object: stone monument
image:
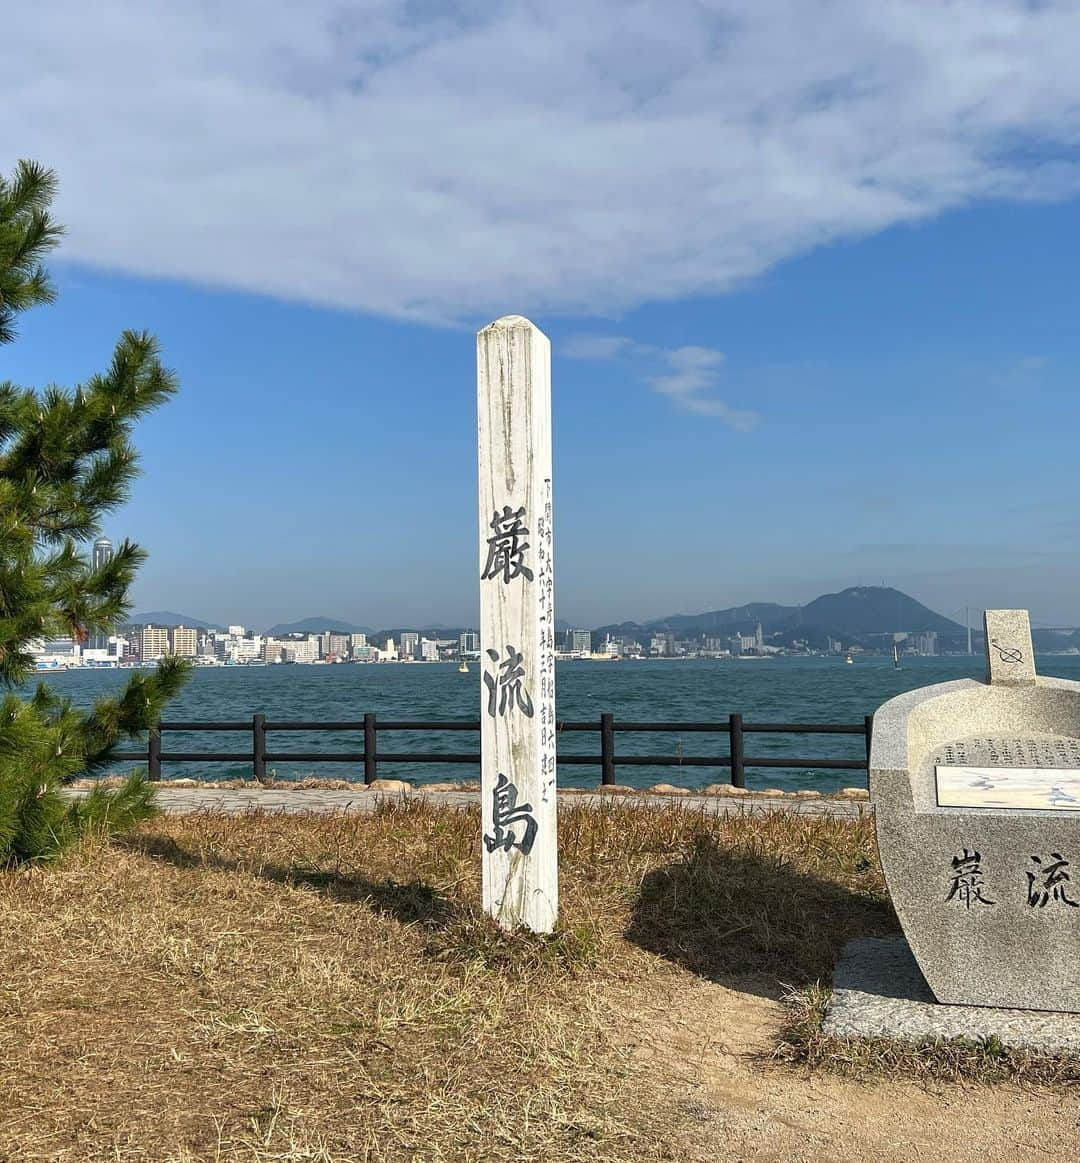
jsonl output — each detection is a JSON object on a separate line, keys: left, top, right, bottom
{"left": 870, "top": 609, "right": 1079, "bottom": 1013}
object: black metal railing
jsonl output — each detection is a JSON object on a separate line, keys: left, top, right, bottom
{"left": 111, "top": 712, "right": 875, "bottom": 788}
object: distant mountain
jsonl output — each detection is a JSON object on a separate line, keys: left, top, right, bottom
{"left": 656, "top": 602, "right": 799, "bottom": 636}
{"left": 1032, "top": 627, "right": 1080, "bottom": 653}
{"left": 595, "top": 587, "right": 966, "bottom": 649}
{"left": 266, "top": 616, "right": 373, "bottom": 636}
{"left": 791, "top": 587, "right": 962, "bottom": 640}
{"left": 126, "top": 611, "right": 222, "bottom": 630}
{"left": 398, "top": 620, "right": 568, "bottom": 634}
{"left": 594, "top": 602, "right": 798, "bottom": 642}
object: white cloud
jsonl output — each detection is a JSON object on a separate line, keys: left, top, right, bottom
{"left": 561, "top": 335, "right": 637, "bottom": 360}
{"left": 4, "top": 2, "right": 1080, "bottom": 324}
{"left": 565, "top": 333, "right": 759, "bottom": 427}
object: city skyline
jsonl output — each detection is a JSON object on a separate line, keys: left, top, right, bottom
{"left": 117, "top": 587, "right": 1078, "bottom": 645}
{"left": 114, "top": 581, "right": 1079, "bottom": 639}
{"left": 5, "top": 5, "right": 1080, "bottom": 627}
{"left": 32, "top": 618, "right": 958, "bottom": 671}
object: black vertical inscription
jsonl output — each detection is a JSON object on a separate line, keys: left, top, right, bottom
{"left": 483, "top": 773, "right": 538, "bottom": 856}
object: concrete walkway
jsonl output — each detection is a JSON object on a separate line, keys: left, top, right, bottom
{"left": 76, "top": 785, "right": 872, "bottom": 819}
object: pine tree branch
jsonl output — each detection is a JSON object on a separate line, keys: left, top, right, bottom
{"left": 68, "top": 656, "right": 193, "bottom": 779}
{"left": 0, "top": 161, "right": 64, "bottom": 345}
{"left": 0, "top": 159, "right": 187, "bottom": 861}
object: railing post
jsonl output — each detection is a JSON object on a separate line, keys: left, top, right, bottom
{"left": 148, "top": 726, "right": 161, "bottom": 781}
{"left": 729, "top": 712, "right": 745, "bottom": 788}
{"left": 364, "top": 712, "right": 377, "bottom": 785}
{"left": 600, "top": 713, "right": 615, "bottom": 785}
{"left": 253, "top": 713, "right": 266, "bottom": 782}
{"left": 864, "top": 713, "right": 874, "bottom": 786}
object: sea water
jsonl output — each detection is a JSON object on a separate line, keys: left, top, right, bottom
{"left": 32, "top": 654, "right": 1080, "bottom": 792}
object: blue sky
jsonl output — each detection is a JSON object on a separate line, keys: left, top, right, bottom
{"left": 3, "top": 2, "right": 1080, "bottom": 630}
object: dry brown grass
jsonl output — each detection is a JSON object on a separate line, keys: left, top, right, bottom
{"left": 0, "top": 800, "right": 930, "bottom": 1161}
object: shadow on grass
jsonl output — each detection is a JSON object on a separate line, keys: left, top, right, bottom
{"left": 626, "top": 833, "right": 897, "bottom": 995}
{"left": 125, "top": 833, "right": 456, "bottom": 930}
{"left": 124, "top": 832, "right": 604, "bottom": 976}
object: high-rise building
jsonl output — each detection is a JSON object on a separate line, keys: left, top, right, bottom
{"left": 282, "top": 636, "right": 318, "bottom": 663}
{"left": 566, "top": 628, "right": 592, "bottom": 654}
{"left": 227, "top": 634, "right": 262, "bottom": 662}
{"left": 92, "top": 537, "right": 113, "bottom": 571}
{"left": 459, "top": 630, "right": 480, "bottom": 654}
{"left": 912, "top": 630, "right": 938, "bottom": 656}
{"left": 90, "top": 538, "right": 114, "bottom": 649}
{"left": 400, "top": 632, "right": 420, "bottom": 659}
{"left": 327, "top": 632, "right": 351, "bottom": 659}
{"left": 140, "top": 625, "right": 170, "bottom": 662}
{"left": 262, "top": 637, "right": 286, "bottom": 663}
{"left": 169, "top": 626, "right": 198, "bottom": 657}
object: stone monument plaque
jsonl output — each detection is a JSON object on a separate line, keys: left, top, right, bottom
{"left": 870, "top": 609, "right": 1080, "bottom": 1013}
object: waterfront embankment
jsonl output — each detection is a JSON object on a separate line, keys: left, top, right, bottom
{"left": 65, "top": 779, "right": 872, "bottom": 818}
{"left": 34, "top": 654, "right": 1080, "bottom": 792}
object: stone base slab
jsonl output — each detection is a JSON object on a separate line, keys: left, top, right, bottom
{"left": 824, "top": 936, "right": 1080, "bottom": 1056}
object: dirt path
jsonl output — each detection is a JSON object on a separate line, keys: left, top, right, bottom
{"left": 621, "top": 975, "right": 1079, "bottom": 1161}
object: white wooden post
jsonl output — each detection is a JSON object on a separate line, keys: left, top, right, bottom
{"left": 477, "top": 315, "right": 557, "bottom": 932}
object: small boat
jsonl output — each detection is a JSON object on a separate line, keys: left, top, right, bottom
{"left": 458, "top": 660, "right": 469, "bottom": 674}
{"left": 845, "top": 653, "right": 854, "bottom": 665}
